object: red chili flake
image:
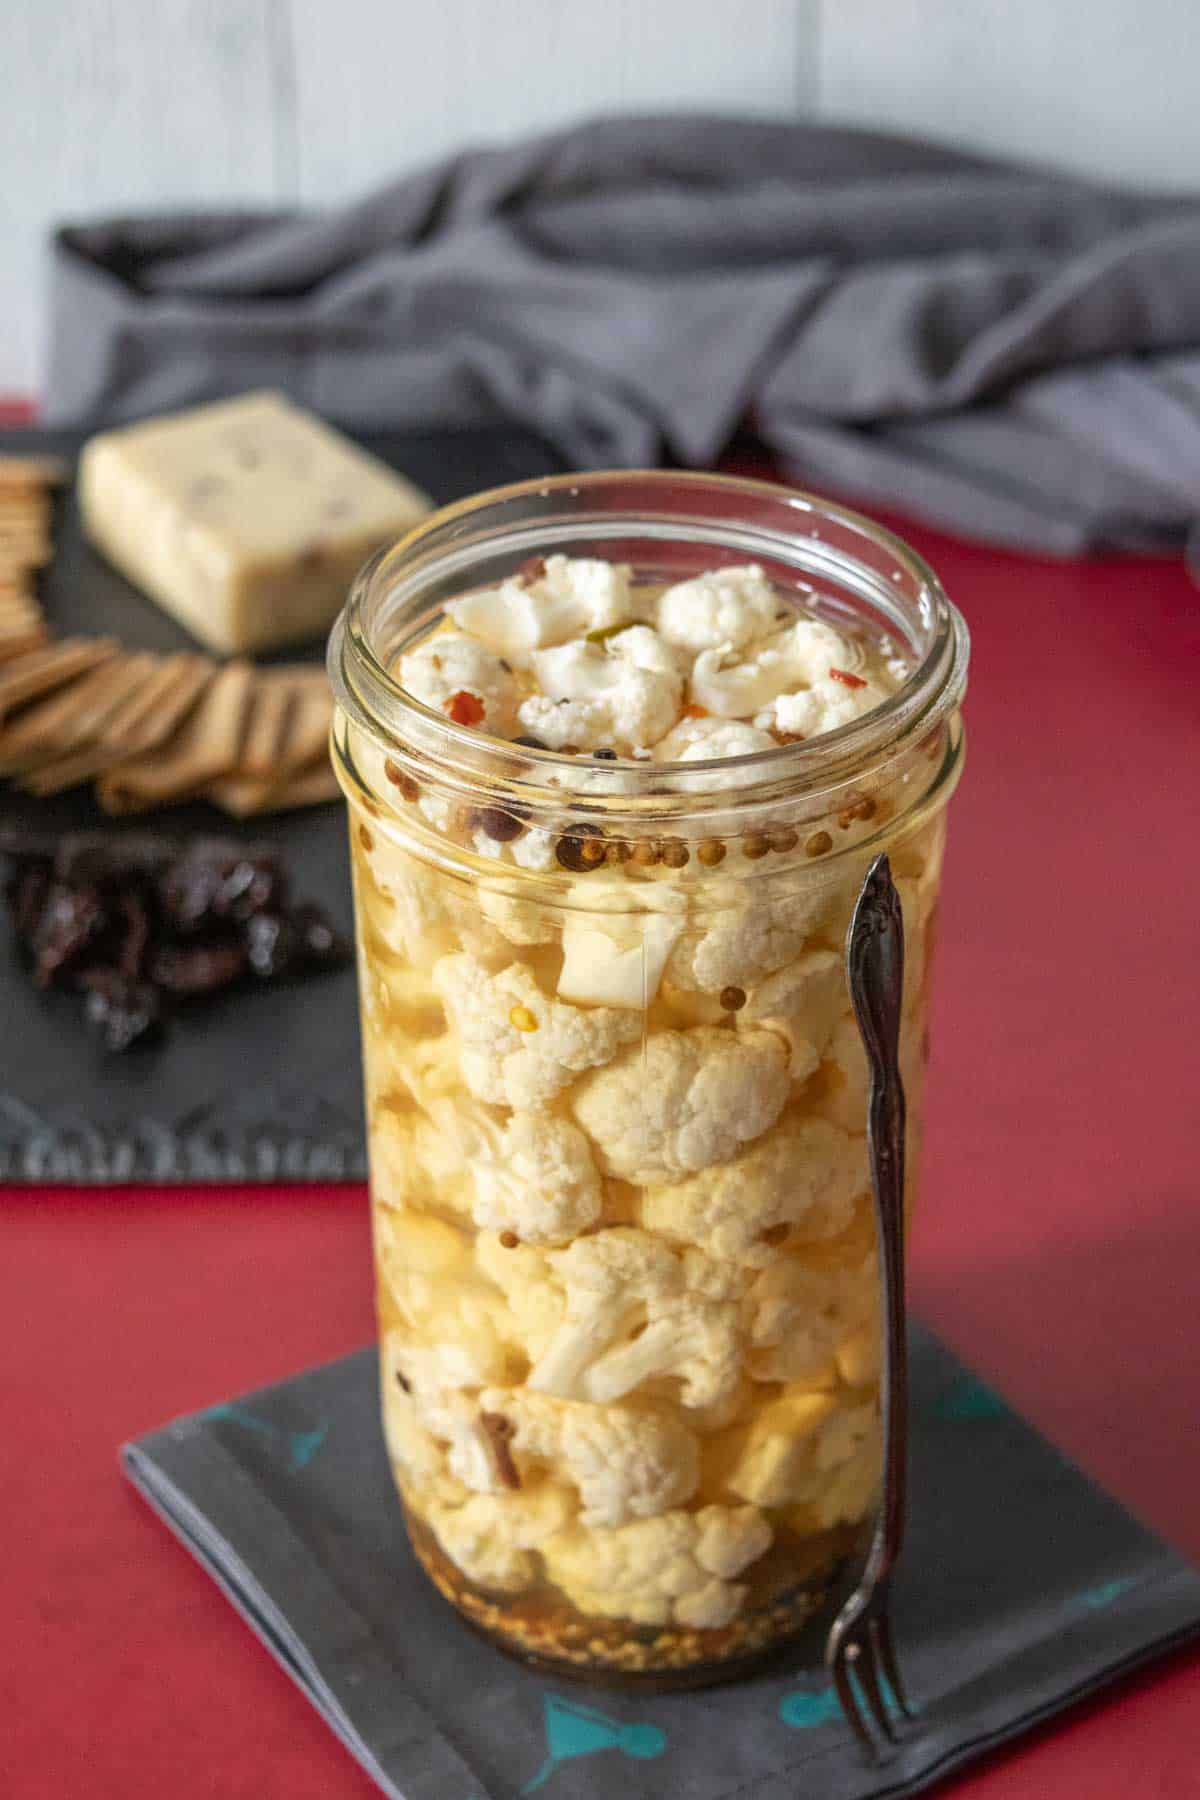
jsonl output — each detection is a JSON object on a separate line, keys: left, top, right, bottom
{"left": 444, "top": 690, "right": 485, "bottom": 726}
{"left": 829, "top": 667, "right": 868, "bottom": 690}
{"left": 514, "top": 555, "right": 547, "bottom": 586}
{"left": 680, "top": 702, "right": 708, "bottom": 720}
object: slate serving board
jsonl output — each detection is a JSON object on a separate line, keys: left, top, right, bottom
{"left": 0, "top": 424, "right": 564, "bottom": 1182}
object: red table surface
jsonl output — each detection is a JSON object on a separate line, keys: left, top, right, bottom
{"left": 2, "top": 507, "right": 1199, "bottom": 1799}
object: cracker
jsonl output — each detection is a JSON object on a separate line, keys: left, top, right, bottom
{"left": 0, "top": 654, "right": 152, "bottom": 772}
{"left": 22, "top": 656, "right": 214, "bottom": 795}
{"left": 207, "top": 755, "right": 340, "bottom": 817}
{"left": 238, "top": 672, "right": 296, "bottom": 779}
{"left": 96, "top": 660, "right": 254, "bottom": 814}
{"left": 275, "top": 668, "right": 332, "bottom": 775}
{"left": 0, "top": 454, "right": 69, "bottom": 489}
{"left": 0, "top": 632, "right": 48, "bottom": 664}
{"left": 0, "top": 638, "right": 118, "bottom": 726}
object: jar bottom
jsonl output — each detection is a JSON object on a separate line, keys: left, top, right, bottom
{"left": 404, "top": 1502, "right": 871, "bottom": 1691}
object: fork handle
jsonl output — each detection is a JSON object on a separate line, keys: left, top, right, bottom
{"left": 847, "top": 854, "right": 909, "bottom": 1578}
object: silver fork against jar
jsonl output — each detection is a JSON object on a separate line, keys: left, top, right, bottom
{"left": 826, "top": 852, "right": 915, "bottom": 1754}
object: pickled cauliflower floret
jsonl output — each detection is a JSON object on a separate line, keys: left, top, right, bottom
{"left": 754, "top": 676, "right": 890, "bottom": 741}
{"left": 445, "top": 555, "right": 634, "bottom": 669}
{"left": 471, "top": 1114, "right": 602, "bottom": 1247}
{"left": 557, "top": 909, "right": 681, "bottom": 1010}
{"left": 542, "top": 1503, "right": 772, "bottom": 1629}
{"left": 382, "top": 1332, "right": 510, "bottom": 1494}
{"left": 474, "top": 1234, "right": 565, "bottom": 1365}
{"left": 655, "top": 564, "right": 780, "bottom": 653}
{"left": 424, "top": 1482, "right": 576, "bottom": 1593}
{"left": 477, "top": 887, "right": 559, "bottom": 946}
{"left": 479, "top": 1387, "right": 700, "bottom": 1527}
{"left": 722, "top": 1389, "right": 879, "bottom": 1522}
{"left": 570, "top": 1026, "right": 789, "bottom": 1184}
{"left": 641, "top": 1115, "right": 865, "bottom": 1268}
{"left": 691, "top": 617, "right": 868, "bottom": 719}
{"left": 528, "top": 1227, "right": 742, "bottom": 1410}
{"left": 517, "top": 628, "right": 682, "bottom": 752}
{"left": 737, "top": 947, "right": 846, "bottom": 1078}
{"left": 653, "top": 715, "right": 777, "bottom": 762}
{"left": 665, "top": 880, "right": 842, "bottom": 994}
{"left": 398, "top": 628, "right": 519, "bottom": 735}
{"left": 432, "top": 952, "right": 640, "bottom": 1109}
{"left": 746, "top": 1241, "right": 877, "bottom": 1384}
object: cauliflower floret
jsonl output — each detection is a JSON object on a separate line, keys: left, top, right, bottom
{"left": 746, "top": 1241, "right": 878, "bottom": 1384}
{"left": 423, "top": 1482, "right": 576, "bottom": 1593}
{"left": 479, "top": 1388, "right": 700, "bottom": 1527}
{"left": 446, "top": 555, "right": 634, "bottom": 669}
{"left": 518, "top": 629, "right": 682, "bottom": 752}
{"left": 812, "top": 1011, "right": 924, "bottom": 1135}
{"left": 527, "top": 1228, "right": 743, "bottom": 1410}
{"left": 737, "top": 947, "right": 846, "bottom": 1078}
{"left": 474, "top": 1233, "right": 565, "bottom": 1364}
{"left": 509, "top": 827, "right": 557, "bottom": 872}
{"left": 664, "top": 879, "right": 841, "bottom": 994}
{"left": 585, "top": 1296, "right": 743, "bottom": 1410}
{"left": 557, "top": 910, "right": 681, "bottom": 1010}
{"left": 399, "top": 627, "right": 519, "bottom": 735}
{"left": 528, "top": 1228, "right": 683, "bottom": 1396}
{"left": 723, "top": 1389, "right": 878, "bottom": 1517}
{"left": 357, "top": 838, "right": 452, "bottom": 964}
{"left": 570, "top": 1026, "right": 789, "bottom": 1184}
{"left": 432, "top": 953, "right": 640, "bottom": 1109}
{"left": 471, "top": 1114, "right": 602, "bottom": 1247}
{"left": 641, "top": 1115, "right": 866, "bottom": 1268}
{"left": 656, "top": 564, "right": 780, "bottom": 653}
{"left": 381, "top": 1331, "right": 508, "bottom": 1494}
{"left": 407, "top": 1090, "right": 500, "bottom": 1205}
{"left": 375, "top": 1213, "right": 520, "bottom": 1401}
{"left": 754, "top": 676, "right": 889, "bottom": 740}
{"left": 478, "top": 888, "right": 559, "bottom": 946}
{"left": 653, "top": 715, "right": 777, "bottom": 762}
{"left": 541, "top": 1503, "right": 771, "bottom": 1628}
{"left": 691, "top": 617, "right": 867, "bottom": 720}
{"left": 380, "top": 1349, "right": 465, "bottom": 1502}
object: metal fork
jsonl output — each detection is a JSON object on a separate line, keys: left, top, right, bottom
{"left": 826, "top": 852, "right": 915, "bottom": 1754}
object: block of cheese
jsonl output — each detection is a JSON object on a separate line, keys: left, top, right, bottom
{"left": 79, "top": 391, "right": 433, "bottom": 655}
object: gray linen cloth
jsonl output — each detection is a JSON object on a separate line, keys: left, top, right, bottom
{"left": 46, "top": 117, "right": 1200, "bottom": 566}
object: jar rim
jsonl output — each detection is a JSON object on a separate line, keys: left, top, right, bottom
{"left": 328, "top": 469, "right": 969, "bottom": 821}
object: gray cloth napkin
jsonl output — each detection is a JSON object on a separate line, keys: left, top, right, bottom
{"left": 122, "top": 1327, "right": 1200, "bottom": 1800}
{"left": 46, "top": 117, "right": 1200, "bottom": 569}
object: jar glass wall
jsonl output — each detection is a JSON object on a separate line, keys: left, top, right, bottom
{"left": 329, "top": 472, "right": 968, "bottom": 1686}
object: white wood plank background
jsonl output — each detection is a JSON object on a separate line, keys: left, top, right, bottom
{"left": 0, "top": 0, "right": 1193, "bottom": 395}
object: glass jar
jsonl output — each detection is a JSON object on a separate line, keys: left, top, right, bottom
{"left": 328, "top": 472, "right": 968, "bottom": 1687}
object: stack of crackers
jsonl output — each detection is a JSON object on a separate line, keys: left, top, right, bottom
{"left": 0, "top": 455, "right": 337, "bottom": 817}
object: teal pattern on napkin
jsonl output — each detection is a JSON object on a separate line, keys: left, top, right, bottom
{"left": 521, "top": 1695, "right": 666, "bottom": 1791}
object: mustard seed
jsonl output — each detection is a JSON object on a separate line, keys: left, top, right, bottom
{"left": 742, "top": 832, "right": 770, "bottom": 860}
{"left": 605, "top": 840, "right": 633, "bottom": 866}
{"left": 498, "top": 1230, "right": 520, "bottom": 1249}
{"left": 768, "top": 826, "right": 799, "bottom": 854}
{"left": 509, "top": 1004, "right": 538, "bottom": 1032}
{"left": 720, "top": 985, "right": 747, "bottom": 1012}
{"left": 660, "top": 838, "right": 690, "bottom": 868}
{"left": 630, "top": 839, "right": 661, "bottom": 868}
{"left": 697, "top": 838, "right": 726, "bottom": 867}
{"left": 805, "top": 830, "right": 833, "bottom": 857}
